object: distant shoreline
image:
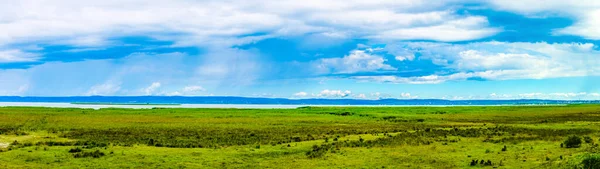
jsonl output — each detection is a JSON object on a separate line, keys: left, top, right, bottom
{"left": 0, "top": 96, "right": 598, "bottom": 106}
{"left": 0, "top": 102, "right": 573, "bottom": 109}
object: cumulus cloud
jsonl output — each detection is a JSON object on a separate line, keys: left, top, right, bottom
{"left": 159, "top": 86, "right": 206, "bottom": 96}
{"left": 395, "top": 55, "right": 415, "bottom": 62}
{"left": 158, "top": 85, "right": 206, "bottom": 96}
{"left": 400, "top": 92, "right": 418, "bottom": 99}
{"left": 313, "top": 89, "right": 351, "bottom": 98}
{"left": 316, "top": 50, "right": 395, "bottom": 74}
{"left": 293, "top": 92, "right": 308, "bottom": 97}
{"left": 369, "top": 41, "right": 600, "bottom": 84}
{"left": 143, "top": 82, "right": 161, "bottom": 95}
{"left": 354, "top": 93, "right": 367, "bottom": 99}
{"left": 371, "top": 92, "right": 382, "bottom": 98}
{"left": 183, "top": 85, "right": 205, "bottom": 93}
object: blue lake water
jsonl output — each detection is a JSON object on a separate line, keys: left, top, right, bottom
{"left": 0, "top": 96, "right": 597, "bottom": 109}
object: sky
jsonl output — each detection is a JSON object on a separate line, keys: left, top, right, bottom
{"left": 1, "top": 0, "right": 600, "bottom": 100}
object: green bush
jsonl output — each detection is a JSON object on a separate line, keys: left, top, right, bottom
{"left": 563, "top": 136, "right": 582, "bottom": 148}
{"left": 306, "top": 144, "right": 335, "bottom": 158}
{"left": 68, "top": 147, "right": 82, "bottom": 153}
{"left": 581, "top": 155, "right": 600, "bottom": 169}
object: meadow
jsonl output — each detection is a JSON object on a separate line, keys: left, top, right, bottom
{"left": 1, "top": 105, "right": 600, "bottom": 168}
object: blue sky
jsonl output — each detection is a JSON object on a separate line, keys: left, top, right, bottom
{"left": 1, "top": 0, "right": 600, "bottom": 100}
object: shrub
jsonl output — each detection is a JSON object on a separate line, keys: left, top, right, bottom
{"left": 484, "top": 160, "right": 492, "bottom": 166}
{"left": 306, "top": 144, "right": 334, "bottom": 158}
{"left": 564, "top": 136, "right": 583, "bottom": 148}
{"left": 68, "top": 147, "right": 83, "bottom": 153}
{"left": 469, "top": 160, "right": 477, "bottom": 166}
{"left": 73, "top": 150, "right": 106, "bottom": 158}
{"left": 584, "top": 136, "right": 594, "bottom": 144}
{"left": 581, "top": 155, "right": 600, "bottom": 169}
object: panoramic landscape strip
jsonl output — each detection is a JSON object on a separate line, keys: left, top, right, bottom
{"left": 1, "top": 96, "right": 598, "bottom": 105}
{"left": 1, "top": 105, "right": 600, "bottom": 168}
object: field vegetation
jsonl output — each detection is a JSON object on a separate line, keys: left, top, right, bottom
{"left": 1, "top": 105, "right": 600, "bottom": 168}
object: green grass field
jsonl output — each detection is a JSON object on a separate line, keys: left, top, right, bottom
{"left": 1, "top": 105, "right": 600, "bottom": 168}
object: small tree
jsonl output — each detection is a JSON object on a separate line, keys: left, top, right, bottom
{"left": 563, "top": 135, "right": 582, "bottom": 148}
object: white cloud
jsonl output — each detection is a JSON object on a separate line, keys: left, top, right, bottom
{"left": 395, "top": 54, "right": 415, "bottom": 61}
{"left": 158, "top": 85, "right": 206, "bottom": 96}
{"left": 373, "top": 41, "right": 600, "bottom": 84}
{"left": 518, "top": 93, "right": 544, "bottom": 98}
{"left": 86, "top": 83, "right": 121, "bottom": 95}
{"left": 372, "top": 16, "right": 499, "bottom": 42}
{"left": 143, "top": 82, "right": 161, "bottom": 95}
{"left": 488, "top": 0, "right": 600, "bottom": 40}
{"left": 316, "top": 50, "right": 395, "bottom": 74}
{"left": 400, "top": 92, "right": 418, "bottom": 99}
{"left": 313, "top": 89, "right": 351, "bottom": 98}
{"left": 183, "top": 85, "right": 205, "bottom": 93}
{"left": 353, "top": 73, "right": 472, "bottom": 84}
{"left": 161, "top": 86, "right": 207, "bottom": 96}
{"left": 0, "top": 50, "right": 39, "bottom": 63}
{"left": 452, "top": 96, "right": 465, "bottom": 100}
{"left": 293, "top": 92, "right": 308, "bottom": 97}
{"left": 355, "top": 93, "right": 367, "bottom": 99}
{"left": 488, "top": 0, "right": 596, "bottom": 14}
{"left": 0, "top": 0, "right": 498, "bottom": 50}
{"left": 557, "top": 10, "right": 600, "bottom": 39}
{"left": 454, "top": 50, "right": 553, "bottom": 71}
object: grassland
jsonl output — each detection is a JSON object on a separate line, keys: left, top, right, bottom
{"left": 1, "top": 105, "right": 600, "bottom": 168}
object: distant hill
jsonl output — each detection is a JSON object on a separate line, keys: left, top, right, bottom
{"left": 0, "top": 96, "right": 598, "bottom": 105}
